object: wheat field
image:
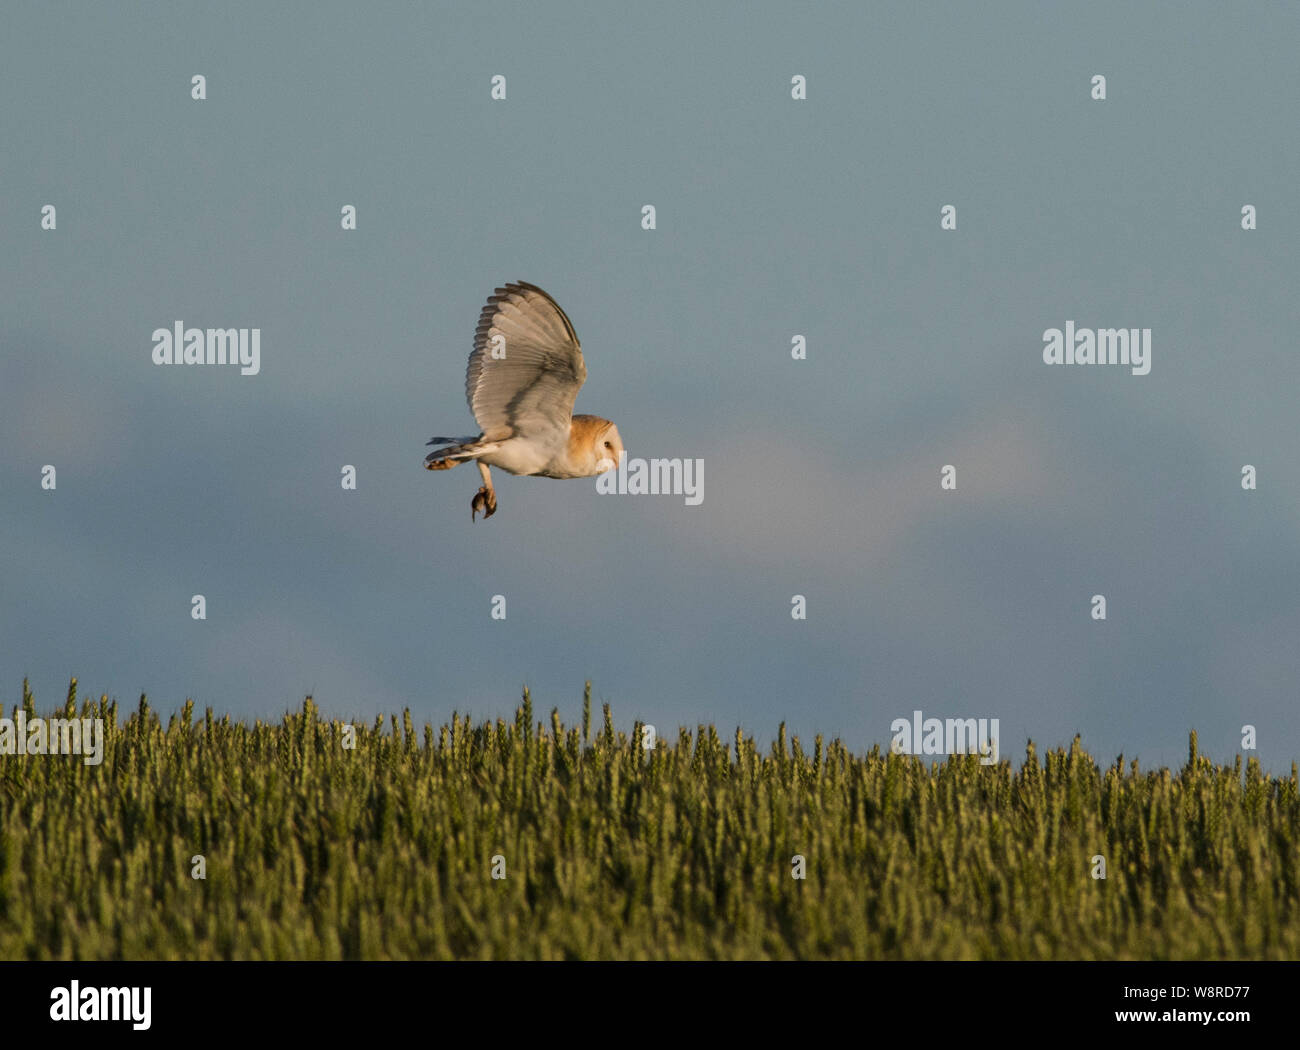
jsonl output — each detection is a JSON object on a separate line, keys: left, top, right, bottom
{"left": 1, "top": 678, "right": 1297, "bottom": 960}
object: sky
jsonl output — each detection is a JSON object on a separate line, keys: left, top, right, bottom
{"left": 3, "top": 1, "right": 1299, "bottom": 772}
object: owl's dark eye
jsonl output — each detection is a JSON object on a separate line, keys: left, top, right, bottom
{"left": 604, "top": 441, "right": 612, "bottom": 449}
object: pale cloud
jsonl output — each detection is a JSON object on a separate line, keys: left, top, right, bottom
{"left": 699, "top": 419, "right": 1052, "bottom": 571}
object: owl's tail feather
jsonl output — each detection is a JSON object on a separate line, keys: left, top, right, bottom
{"left": 424, "top": 435, "right": 495, "bottom": 471}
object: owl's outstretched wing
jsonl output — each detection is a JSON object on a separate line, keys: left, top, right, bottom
{"left": 465, "top": 282, "right": 586, "bottom": 451}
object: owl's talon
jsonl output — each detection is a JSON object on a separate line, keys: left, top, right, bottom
{"left": 471, "top": 486, "right": 497, "bottom": 521}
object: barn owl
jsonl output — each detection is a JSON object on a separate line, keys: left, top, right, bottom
{"left": 424, "top": 282, "right": 625, "bottom": 521}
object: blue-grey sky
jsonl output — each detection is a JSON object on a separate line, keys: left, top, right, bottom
{"left": 4, "top": 1, "right": 1298, "bottom": 772}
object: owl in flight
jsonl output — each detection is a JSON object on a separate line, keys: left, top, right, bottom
{"left": 425, "top": 281, "right": 625, "bottom": 521}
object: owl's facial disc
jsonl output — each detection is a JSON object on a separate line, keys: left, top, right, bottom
{"left": 596, "top": 424, "right": 624, "bottom": 473}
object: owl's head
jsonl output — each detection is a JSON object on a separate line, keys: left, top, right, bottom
{"left": 591, "top": 420, "right": 624, "bottom": 474}
{"left": 569, "top": 413, "right": 624, "bottom": 478}
{"left": 568, "top": 414, "right": 625, "bottom": 477}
